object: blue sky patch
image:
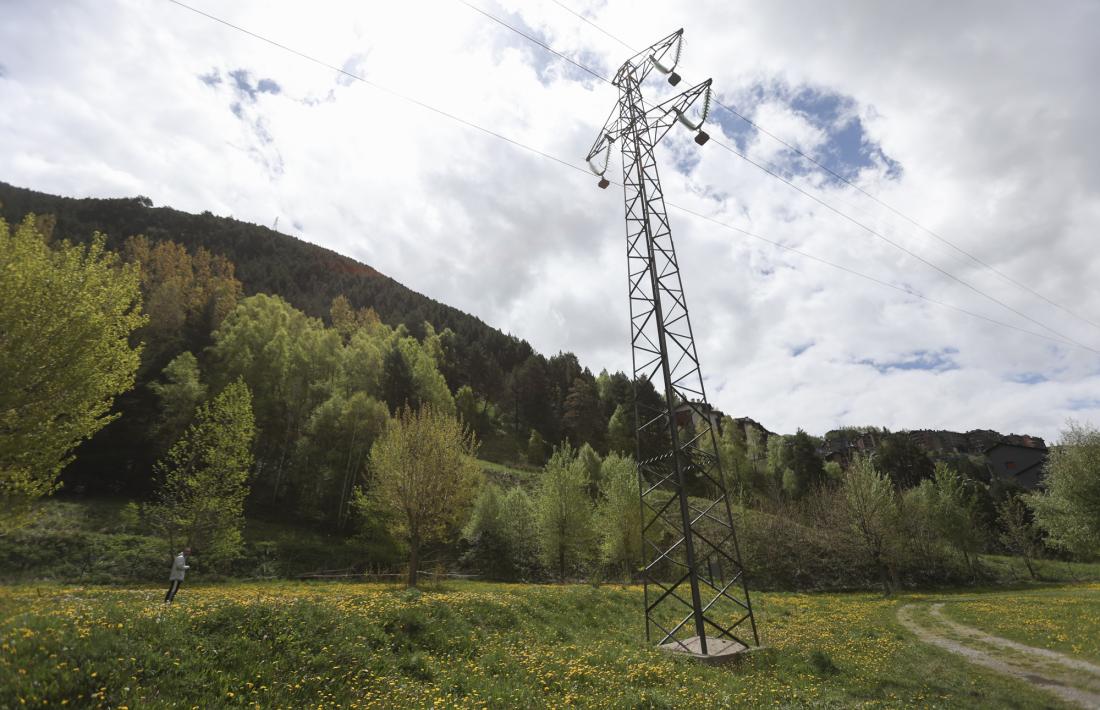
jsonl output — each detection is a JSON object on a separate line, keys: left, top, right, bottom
{"left": 858, "top": 348, "right": 959, "bottom": 373}
{"left": 711, "top": 82, "right": 901, "bottom": 184}
{"left": 668, "top": 138, "right": 702, "bottom": 175}
{"left": 709, "top": 97, "right": 757, "bottom": 153}
{"left": 256, "top": 78, "right": 280, "bottom": 94}
{"left": 790, "top": 341, "right": 814, "bottom": 357}
{"left": 227, "top": 68, "right": 281, "bottom": 101}
{"left": 1008, "top": 372, "right": 1048, "bottom": 384}
{"left": 199, "top": 67, "right": 284, "bottom": 177}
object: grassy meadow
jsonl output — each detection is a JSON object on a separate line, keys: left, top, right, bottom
{"left": 3, "top": 580, "right": 1097, "bottom": 708}
{"left": 939, "top": 585, "right": 1100, "bottom": 663}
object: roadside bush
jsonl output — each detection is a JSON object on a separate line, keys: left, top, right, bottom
{"left": 737, "top": 486, "right": 975, "bottom": 592}
{"left": 0, "top": 529, "right": 166, "bottom": 583}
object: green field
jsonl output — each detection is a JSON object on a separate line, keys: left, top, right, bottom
{"left": 2, "top": 581, "right": 1096, "bottom": 708}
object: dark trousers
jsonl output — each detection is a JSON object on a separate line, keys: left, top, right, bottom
{"left": 165, "top": 579, "right": 181, "bottom": 603}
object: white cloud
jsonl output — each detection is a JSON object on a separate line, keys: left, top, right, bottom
{"left": 2, "top": 0, "right": 1098, "bottom": 441}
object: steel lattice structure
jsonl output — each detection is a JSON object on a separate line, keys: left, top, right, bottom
{"left": 586, "top": 29, "right": 758, "bottom": 657}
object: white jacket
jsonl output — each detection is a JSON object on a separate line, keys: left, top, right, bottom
{"left": 169, "top": 552, "right": 189, "bottom": 581}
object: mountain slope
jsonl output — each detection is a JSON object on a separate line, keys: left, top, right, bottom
{"left": 0, "top": 181, "right": 534, "bottom": 376}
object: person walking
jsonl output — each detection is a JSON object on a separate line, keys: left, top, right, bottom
{"left": 164, "top": 547, "right": 191, "bottom": 604}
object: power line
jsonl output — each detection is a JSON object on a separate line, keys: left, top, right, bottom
{"left": 163, "top": 0, "right": 1096, "bottom": 355}
{"left": 165, "top": 0, "right": 586, "bottom": 176}
{"left": 546, "top": 0, "right": 1100, "bottom": 334}
{"left": 463, "top": 0, "right": 1097, "bottom": 353}
{"left": 457, "top": 0, "right": 609, "bottom": 83}
{"left": 549, "top": 0, "right": 633, "bottom": 53}
{"left": 706, "top": 136, "right": 1098, "bottom": 353}
{"left": 667, "top": 202, "right": 1085, "bottom": 352}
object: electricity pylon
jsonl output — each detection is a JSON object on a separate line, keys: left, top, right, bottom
{"left": 586, "top": 29, "right": 758, "bottom": 658}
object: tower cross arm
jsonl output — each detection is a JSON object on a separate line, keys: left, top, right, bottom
{"left": 645, "top": 78, "right": 713, "bottom": 146}
{"left": 586, "top": 106, "right": 624, "bottom": 177}
{"left": 613, "top": 28, "right": 684, "bottom": 87}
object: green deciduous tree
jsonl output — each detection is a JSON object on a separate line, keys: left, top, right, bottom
{"left": 207, "top": 294, "right": 341, "bottom": 504}
{"left": 596, "top": 369, "right": 632, "bottom": 419}
{"left": 148, "top": 351, "right": 207, "bottom": 455}
{"left": 912, "top": 462, "right": 986, "bottom": 572}
{"left": 841, "top": 455, "right": 899, "bottom": 593}
{"left": 500, "top": 486, "right": 541, "bottom": 580}
{"left": 0, "top": 216, "right": 145, "bottom": 529}
{"left": 784, "top": 429, "right": 826, "bottom": 498}
{"left": 578, "top": 443, "right": 603, "bottom": 497}
{"left": 367, "top": 405, "right": 480, "bottom": 586}
{"left": 535, "top": 444, "right": 595, "bottom": 581}
{"left": 762, "top": 429, "right": 825, "bottom": 500}
{"left": 527, "top": 429, "right": 548, "bottom": 466}
{"left": 997, "top": 495, "right": 1040, "bottom": 579}
{"left": 875, "top": 432, "right": 934, "bottom": 489}
{"left": 606, "top": 404, "right": 634, "bottom": 456}
{"left": 293, "top": 392, "right": 389, "bottom": 527}
{"left": 715, "top": 418, "right": 760, "bottom": 505}
{"left": 396, "top": 335, "right": 455, "bottom": 416}
{"left": 329, "top": 295, "right": 381, "bottom": 343}
{"left": 455, "top": 385, "right": 479, "bottom": 431}
{"left": 1028, "top": 421, "right": 1100, "bottom": 559}
{"left": 597, "top": 453, "right": 641, "bottom": 579}
{"left": 745, "top": 426, "right": 767, "bottom": 478}
{"left": 149, "top": 379, "right": 255, "bottom": 565}
{"left": 765, "top": 435, "right": 789, "bottom": 497}
{"left": 462, "top": 482, "right": 510, "bottom": 578}
{"left": 342, "top": 326, "right": 386, "bottom": 398}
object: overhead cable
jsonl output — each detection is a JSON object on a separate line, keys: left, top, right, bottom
{"left": 547, "top": 0, "right": 1100, "bottom": 333}
{"left": 164, "top": 0, "right": 1097, "bottom": 355}
{"left": 463, "top": 0, "right": 1097, "bottom": 352}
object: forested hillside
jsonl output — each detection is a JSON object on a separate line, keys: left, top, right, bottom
{"left": 0, "top": 181, "right": 531, "bottom": 381}
{"left": 0, "top": 182, "right": 644, "bottom": 500}
{"left": 4, "top": 182, "right": 1096, "bottom": 592}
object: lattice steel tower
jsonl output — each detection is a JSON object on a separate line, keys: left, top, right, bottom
{"left": 586, "top": 29, "right": 758, "bottom": 658}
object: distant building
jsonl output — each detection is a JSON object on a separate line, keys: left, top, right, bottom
{"left": 985, "top": 441, "right": 1048, "bottom": 490}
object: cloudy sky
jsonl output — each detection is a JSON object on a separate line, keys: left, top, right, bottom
{"left": 3, "top": 0, "right": 1099, "bottom": 441}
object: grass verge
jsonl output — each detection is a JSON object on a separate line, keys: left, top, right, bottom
{"left": 938, "top": 583, "right": 1100, "bottom": 663}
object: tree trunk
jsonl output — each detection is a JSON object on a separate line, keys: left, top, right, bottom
{"left": 874, "top": 550, "right": 892, "bottom": 595}
{"left": 559, "top": 546, "right": 565, "bottom": 583}
{"left": 407, "top": 536, "right": 420, "bottom": 588}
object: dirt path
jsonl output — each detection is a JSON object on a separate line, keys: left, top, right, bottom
{"left": 898, "top": 603, "right": 1100, "bottom": 709}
